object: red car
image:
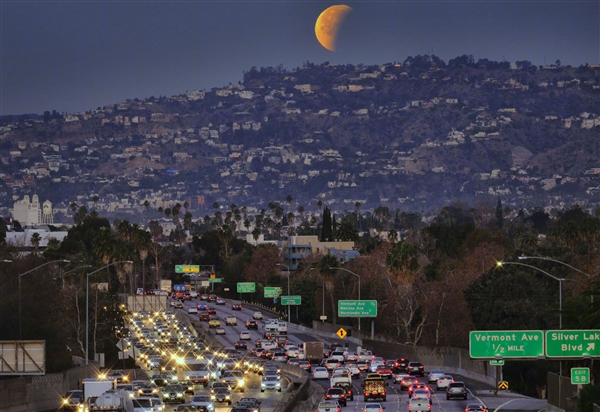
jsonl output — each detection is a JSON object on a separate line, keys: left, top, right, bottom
{"left": 199, "top": 312, "right": 210, "bottom": 321}
{"left": 207, "top": 308, "right": 217, "bottom": 315}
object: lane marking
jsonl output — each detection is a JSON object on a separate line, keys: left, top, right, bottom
{"left": 493, "top": 399, "right": 518, "bottom": 411}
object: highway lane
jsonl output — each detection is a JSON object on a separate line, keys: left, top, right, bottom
{"left": 174, "top": 296, "right": 547, "bottom": 412}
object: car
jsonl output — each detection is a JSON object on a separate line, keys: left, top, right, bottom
{"left": 344, "top": 351, "right": 358, "bottom": 362}
{"left": 209, "top": 318, "right": 220, "bottom": 328}
{"left": 316, "top": 401, "right": 341, "bottom": 412}
{"left": 107, "top": 369, "right": 129, "bottom": 383}
{"left": 362, "top": 403, "right": 385, "bottom": 412}
{"left": 176, "top": 405, "right": 204, "bottom": 412}
{"left": 178, "top": 379, "right": 196, "bottom": 395}
{"left": 427, "top": 369, "right": 445, "bottom": 384}
{"left": 239, "top": 331, "right": 252, "bottom": 340}
{"left": 137, "top": 382, "right": 159, "bottom": 397}
{"left": 207, "top": 294, "right": 217, "bottom": 302}
{"left": 407, "top": 362, "right": 425, "bottom": 377}
{"left": 207, "top": 308, "right": 217, "bottom": 315}
{"left": 260, "top": 374, "right": 282, "bottom": 392}
{"left": 200, "top": 294, "right": 209, "bottom": 301}
{"left": 171, "top": 300, "right": 184, "bottom": 308}
{"left": 199, "top": 312, "right": 210, "bottom": 321}
{"left": 197, "top": 302, "right": 208, "bottom": 311}
{"left": 323, "top": 358, "right": 341, "bottom": 371}
{"left": 446, "top": 381, "right": 468, "bottom": 400}
{"left": 216, "top": 297, "right": 226, "bottom": 305}
{"left": 392, "top": 358, "right": 409, "bottom": 371}
{"left": 465, "top": 404, "right": 487, "bottom": 412}
{"left": 236, "top": 401, "right": 261, "bottom": 412}
{"left": 312, "top": 366, "right": 329, "bottom": 380}
{"left": 60, "top": 389, "right": 83, "bottom": 410}
{"left": 235, "top": 341, "right": 248, "bottom": 350}
{"left": 163, "top": 384, "right": 186, "bottom": 403}
{"left": 356, "top": 361, "right": 370, "bottom": 372}
{"left": 400, "top": 376, "right": 420, "bottom": 391}
{"left": 188, "top": 307, "right": 198, "bottom": 314}
{"left": 409, "top": 383, "right": 430, "bottom": 397}
{"left": 333, "top": 382, "right": 354, "bottom": 401}
{"left": 411, "top": 388, "right": 432, "bottom": 404}
{"left": 252, "top": 311, "right": 263, "bottom": 320}
{"left": 436, "top": 375, "right": 454, "bottom": 391}
{"left": 232, "top": 302, "right": 243, "bottom": 310}
{"left": 298, "top": 360, "right": 312, "bottom": 372}
{"left": 225, "top": 315, "right": 238, "bottom": 326}
{"left": 375, "top": 364, "right": 393, "bottom": 379}
{"left": 222, "top": 370, "right": 246, "bottom": 392}
{"left": 272, "top": 352, "right": 288, "bottom": 362}
{"left": 325, "top": 387, "right": 347, "bottom": 406}
{"left": 246, "top": 320, "right": 259, "bottom": 330}
{"left": 393, "top": 372, "right": 408, "bottom": 384}
{"left": 216, "top": 327, "right": 226, "bottom": 335}
{"left": 211, "top": 388, "right": 232, "bottom": 405}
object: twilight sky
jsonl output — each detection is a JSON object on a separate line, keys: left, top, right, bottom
{"left": 2, "top": 0, "right": 598, "bottom": 115}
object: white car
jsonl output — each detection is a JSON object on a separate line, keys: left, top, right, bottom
{"left": 316, "top": 401, "right": 341, "bottom": 412}
{"left": 436, "top": 375, "right": 454, "bottom": 390}
{"left": 393, "top": 372, "right": 408, "bottom": 384}
{"left": 147, "top": 397, "right": 165, "bottom": 412}
{"left": 286, "top": 348, "right": 300, "bottom": 358}
{"left": 239, "top": 332, "right": 252, "bottom": 340}
{"left": 368, "top": 360, "right": 384, "bottom": 373}
{"left": 188, "top": 307, "right": 198, "bottom": 314}
{"left": 344, "top": 363, "right": 361, "bottom": 377}
{"left": 411, "top": 388, "right": 432, "bottom": 404}
{"left": 344, "top": 351, "right": 358, "bottom": 362}
{"left": 252, "top": 311, "right": 263, "bottom": 320}
{"left": 189, "top": 394, "right": 215, "bottom": 411}
{"left": 312, "top": 367, "right": 329, "bottom": 380}
{"left": 362, "top": 402, "right": 385, "bottom": 412}
{"left": 260, "top": 374, "right": 282, "bottom": 392}
{"left": 132, "top": 398, "right": 155, "bottom": 412}
{"left": 427, "top": 369, "right": 445, "bottom": 383}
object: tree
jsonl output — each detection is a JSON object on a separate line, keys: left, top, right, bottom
{"left": 495, "top": 198, "right": 504, "bottom": 228}
{"left": 30, "top": 232, "right": 41, "bottom": 253}
{"left": 331, "top": 215, "right": 359, "bottom": 242}
{"left": 321, "top": 207, "right": 333, "bottom": 241}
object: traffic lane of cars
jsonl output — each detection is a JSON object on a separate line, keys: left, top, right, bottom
{"left": 311, "top": 373, "right": 476, "bottom": 412}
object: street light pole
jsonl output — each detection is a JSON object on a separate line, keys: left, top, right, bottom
{"left": 277, "top": 264, "right": 291, "bottom": 323}
{"left": 331, "top": 267, "right": 361, "bottom": 331}
{"left": 86, "top": 260, "right": 133, "bottom": 364}
{"left": 497, "top": 260, "right": 565, "bottom": 404}
{"left": 19, "top": 259, "right": 70, "bottom": 339}
{"left": 57, "top": 265, "right": 93, "bottom": 289}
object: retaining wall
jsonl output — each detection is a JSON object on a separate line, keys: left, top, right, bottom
{"left": 0, "top": 363, "right": 97, "bottom": 412}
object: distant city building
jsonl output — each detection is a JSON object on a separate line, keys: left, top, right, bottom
{"left": 11, "top": 195, "right": 54, "bottom": 226}
{"left": 282, "top": 235, "right": 357, "bottom": 270}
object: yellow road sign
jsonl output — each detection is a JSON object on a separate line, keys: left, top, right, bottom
{"left": 336, "top": 328, "right": 347, "bottom": 339}
{"left": 498, "top": 381, "right": 509, "bottom": 390}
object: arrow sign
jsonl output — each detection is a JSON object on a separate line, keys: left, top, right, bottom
{"left": 587, "top": 343, "right": 595, "bottom": 352}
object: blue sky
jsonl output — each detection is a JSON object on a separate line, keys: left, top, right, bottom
{"left": 2, "top": 0, "right": 598, "bottom": 115}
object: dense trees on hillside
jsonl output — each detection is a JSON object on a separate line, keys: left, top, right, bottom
{"left": 0, "top": 201, "right": 598, "bottom": 397}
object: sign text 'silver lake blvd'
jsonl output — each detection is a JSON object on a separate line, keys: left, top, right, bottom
{"left": 469, "top": 330, "right": 544, "bottom": 359}
{"left": 546, "top": 330, "right": 600, "bottom": 358}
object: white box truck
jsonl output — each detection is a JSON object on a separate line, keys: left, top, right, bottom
{"left": 90, "top": 390, "right": 134, "bottom": 412}
{"left": 82, "top": 378, "right": 116, "bottom": 402}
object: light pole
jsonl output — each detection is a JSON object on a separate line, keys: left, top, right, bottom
{"left": 19, "top": 259, "right": 70, "bottom": 339}
{"left": 277, "top": 264, "right": 291, "bottom": 323}
{"left": 56, "top": 265, "right": 92, "bottom": 289}
{"left": 331, "top": 267, "right": 361, "bottom": 331}
{"left": 86, "top": 260, "right": 133, "bottom": 364}
{"left": 497, "top": 260, "right": 565, "bottom": 403}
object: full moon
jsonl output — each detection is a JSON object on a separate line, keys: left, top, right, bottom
{"left": 315, "top": 5, "right": 352, "bottom": 51}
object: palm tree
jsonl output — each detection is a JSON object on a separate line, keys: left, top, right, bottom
{"left": 331, "top": 215, "right": 359, "bottom": 242}
{"left": 30, "top": 232, "right": 42, "bottom": 253}
{"left": 157, "top": 206, "right": 164, "bottom": 215}
{"left": 387, "top": 229, "right": 398, "bottom": 243}
{"left": 317, "top": 200, "right": 323, "bottom": 212}
{"left": 213, "top": 202, "right": 220, "bottom": 212}
{"left": 183, "top": 201, "right": 189, "bottom": 213}
{"left": 315, "top": 255, "right": 340, "bottom": 324}
{"left": 285, "top": 195, "right": 293, "bottom": 210}
{"left": 243, "top": 219, "right": 251, "bottom": 232}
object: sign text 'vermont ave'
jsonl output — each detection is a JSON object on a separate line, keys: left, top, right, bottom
{"left": 469, "top": 330, "right": 544, "bottom": 359}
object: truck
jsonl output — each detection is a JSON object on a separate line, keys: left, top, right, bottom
{"left": 90, "top": 390, "right": 134, "bottom": 412}
{"left": 82, "top": 378, "right": 116, "bottom": 403}
{"left": 303, "top": 342, "right": 325, "bottom": 364}
{"left": 160, "top": 279, "right": 172, "bottom": 294}
{"left": 362, "top": 374, "right": 387, "bottom": 402}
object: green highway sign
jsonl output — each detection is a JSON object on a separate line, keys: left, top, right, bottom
{"left": 469, "top": 330, "right": 544, "bottom": 359}
{"left": 208, "top": 278, "right": 222, "bottom": 283}
{"left": 281, "top": 296, "right": 301, "bottom": 305}
{"left": 571, "top": 368, "right": 590, "bottom": 385}
{"left": 175, "top": 265, "right": 199, "bottom": 273}
{"left": 264, "top": 287, "right": 282, "bottom": 298}
{"left": 489, "top": 360, "right": 505, "bottom": 366}
{"left": 237, "top": 282, "right": 256, "bottom": 293}
{"left": 546, "top": 330, "right": 600, "bottom": 358}
{"left": 338, "top": 300, "right": 378, "bottom": 317}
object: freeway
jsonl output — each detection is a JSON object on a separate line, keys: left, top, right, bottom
{"left": 169, "top": 296, "right": 547, "bottom": 412}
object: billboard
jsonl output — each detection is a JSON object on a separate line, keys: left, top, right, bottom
{"left": 0, "top": 340, "right": 46, "bottom": 375}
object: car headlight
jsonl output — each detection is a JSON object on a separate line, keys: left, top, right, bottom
{"left": 225, "top": 395, "right": 231, "bottom": 399}
{"left": 238, "top": 380, "right": 245, "bottom": 386}
{"left": 63, "top": 399, "right": 69, "bottom": 405}
{"left": 211, "top": 395, "right": 216, "bottom": 400}
{"left": 261, "top": 383, "right": 266, "bottom": 387}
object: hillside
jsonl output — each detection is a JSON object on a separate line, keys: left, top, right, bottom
{"left": 0, "top": 56, "right": 599, "bottom": 220}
